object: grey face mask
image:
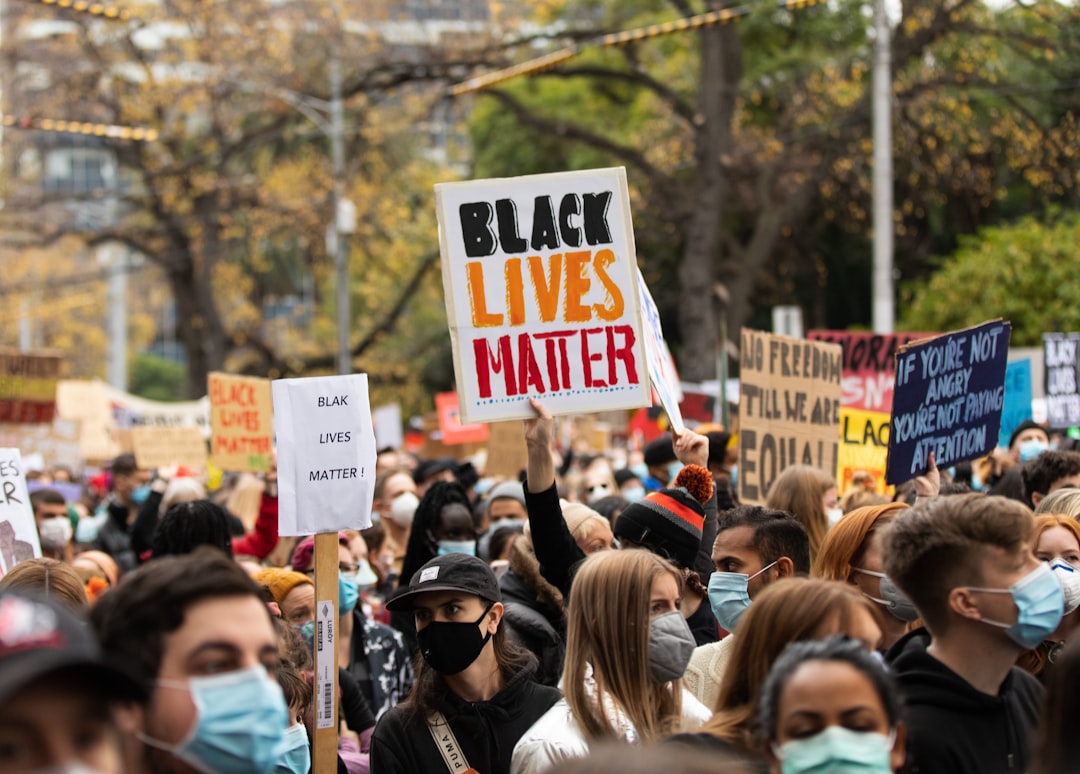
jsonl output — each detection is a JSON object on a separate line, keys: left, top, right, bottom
{"left": 854, "top": 568, "right": 920, "bottom": 623}
{"left": 647, "top": 610, "right": 696, "bottom": 683}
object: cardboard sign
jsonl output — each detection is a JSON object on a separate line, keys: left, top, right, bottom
{"left": 0, "top": 419, "right": 81, "bottom": 471}
{"left": 108, "top": 386, "right": 209, "bottom": 433}
{"left": 435, "top": 391, "right": 490, "bottom": 445}
{"left": 1044, "top": 333, "right": 1080, "bottom": 428}
{"left": 0, "top": 449, "right": 41, "bottom": 575}
{"left": 272, "top": 374, "right": 378, "bottom": 536}
{"left": 209, "top": 373, "right": 274, "bottom": 473}
{"left": 484, "top": 421, "right": 529, "bottom": 480}
{"left": 807, "top": 331, "right": 934, "bottom": 412}
{"left": 56, "top": 380, "right": 120, "bottom": 463}
{"left": 999, "top": 359, "right": 1034, "bottom": 448}
{"left": 637, "top": 269, "right": 684, "bottom": 434}
{"left": 887, "top": 320, "right": 1011, "bottom": 484}
{"left": 0, "top": 351, "right": 61, "bottom": 424}
{"left": 131, "top": 426, "right": 209, "bottom": 471}
{"left": 838, "top": 408, "right": 891, "bottom": 494}
{"left": 737, "top": 329, "right": 843, "bottom": 503}
{"left": 435, "top": 167, "right": 650, "bottom": 423}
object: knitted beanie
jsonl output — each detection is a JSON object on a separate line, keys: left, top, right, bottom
{"left": 289, "top": 532, "right": 351, "bottom": 573}
{"left": 253, "top": 568, "right": 313, "bottom": 605}
{"left": 613, "top": 464, "right": 713, "bottom": 569}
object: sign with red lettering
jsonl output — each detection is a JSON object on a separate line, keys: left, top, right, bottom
{"left": 435, "top": 168, "right": 650, "bottom": 423}
{"left": 806, "top": 331, "right": 936, "bottom": 412}
{"left": 208, "top": 373, "right": 274, "bottom": 472}
{"left": 0, "top": 448, "right": 40, "bottom": 576}
{"left": 0, "top": 351, "right": 61, "bottom": 425}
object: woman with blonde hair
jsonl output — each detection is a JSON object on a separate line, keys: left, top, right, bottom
{"left": 511, "top": 550, "right": 707, "bottom": 772}
{"left": 765, "top": 465, "right": 838, "bottom": 561}
{"left": 814, "top": 502, "right": 917, "bottom": 650}
{"left": 1035, "top": 488, "right": 1080, "bottom": 517}
{"left": 693, "top": 577, "right": 882, "bottom": 760}
{"left": 1018, "top": 513, "right": 1080, "bottom": 679}
{"left": 0, "top": 557, "right": 89, "bottom": 612}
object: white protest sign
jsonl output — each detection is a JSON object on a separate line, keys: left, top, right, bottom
{"left": 372, "top": 403, "right": 404, "bottom": 450}
{"left": 637, "top": 268, "right": 685, "bottom": 434}
{"left": 272, "top": 374, "right": 377, "bottom": 536}
{"left": 0, "top": 448, "right": 41, "bottom": 575}
{"left": 435, "top": 167, "right": 651, "bottom": 423}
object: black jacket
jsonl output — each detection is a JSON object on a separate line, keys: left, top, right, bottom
{"left": 887, "top": 629, "right": 1043, "bottom": 774}
{"left": 499, "top": 568, "right": 565, "bottom": 685}
{"left": 369, "top": 664, "right": 560, "bottom": 774}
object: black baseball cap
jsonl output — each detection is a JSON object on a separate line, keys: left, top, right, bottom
{"left": 385, "top": 553, "right": 501, "bottom": 612}
{"left": 0, "top": 590, "right": 147, "bottom": 706}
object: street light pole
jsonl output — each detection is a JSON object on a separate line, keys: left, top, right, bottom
{"left": 330, "top": 58, "right": 351, "bottom": 375}
{"left": 871, "top": 0, "right": 894, "bottom": 334}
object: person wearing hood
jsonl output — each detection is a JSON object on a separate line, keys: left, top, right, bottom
{"left": 883, "top": 493, "right": 1063, "bottom": 773}
{"left": 370, "top": 553, "right": 560, "bottom": 774}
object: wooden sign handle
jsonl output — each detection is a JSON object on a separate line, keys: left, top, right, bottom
{"left": 313, "top": 532, "right": 340, "bottom": 774}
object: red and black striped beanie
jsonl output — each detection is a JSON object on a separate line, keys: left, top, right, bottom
{"left": 613, "top": 464, "right": 713, "bottom": 569}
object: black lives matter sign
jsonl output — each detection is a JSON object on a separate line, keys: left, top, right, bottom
{"left": 1044, "top": 333, "right": 1080, "bottom": 428}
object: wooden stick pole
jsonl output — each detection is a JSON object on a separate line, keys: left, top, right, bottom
{"left": 313, "top": 532, "right": 340, "bottom": 774}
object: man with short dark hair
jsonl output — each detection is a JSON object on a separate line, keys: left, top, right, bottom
{"left": 91, "top": 547, "right": 289, "bottom": 774}
{"left": 884, "top": 493, "right": 1059, "bottom": 773}
{"left": 92, "top": 453, "right": 152, "bottom": 573}
{"left": 1021, "top": 449, "right": 1080, "bottom": 508}
{"left": 684, "top": 505, "right": 810, "bottom": 708}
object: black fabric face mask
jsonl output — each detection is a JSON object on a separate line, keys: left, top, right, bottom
{"left": 416, "top": 602, "right": 494, "bottom": 675}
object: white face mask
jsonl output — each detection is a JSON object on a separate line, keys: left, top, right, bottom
{"left": 389, "top": 491, "right": 420, "bottom": 528}
{"left": 826, "top": 507, "right": 844, "bottom": 527}
{"left": 38, "top": 516, "right": 73, "bottom": 550}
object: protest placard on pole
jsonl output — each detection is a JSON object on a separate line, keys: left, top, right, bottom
{"left": 886, "top": 320, "right": 1011, "bottom": 484}
{"left": 372, "top": 403, "right": 404, "bottom": 450}
{"left": 435, "top": 391, "right": 490, "bottom": 445}
{"left": 737, "top": 329, "right": 843, "bottom": 504}
{"left": 272, "top": 374, "right": 378, "bottom": 536}
{"left": 0, "top": 351, "right": 61, "bottom": 424}
{"left": 435, "top": 167, "right": 650, "bottom": 424}
{"left": 838, "top": 408, "right": 891, "bottom": 493}
{"left": 131, "top": 426, "right": 209, "bottom": 471}
{"left": 637, "top": 268, "right": 684, "bottom": 434}
{"left": 0, "top": 448, "right": 41, "bottom": 576}
{"left": 999, "top": 359, "right": 1034, "bottom": 448}
{"left": 208, "top": 373, "right": 274, "bottom": 472}
{"left": 1044, "top": 333, "right": 1080, "bottom": 428}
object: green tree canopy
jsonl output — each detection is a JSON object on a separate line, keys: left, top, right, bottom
{"left": 900, "top": 213, "right": 1080, "bottom": 345}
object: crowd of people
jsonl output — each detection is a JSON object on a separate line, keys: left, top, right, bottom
{"left": 5, "top": 403, "right": 1080, "bottom": 773}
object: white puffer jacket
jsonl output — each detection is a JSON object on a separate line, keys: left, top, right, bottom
{"left": 510, "top": 668, "right": 711, "bottom": 774}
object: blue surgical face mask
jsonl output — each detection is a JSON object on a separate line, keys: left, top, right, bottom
{"left": 132, "top": 484, "right": 151, "bottom": 505}
{"left": 773, "top": 726, "right": 894, "bottom": 774}
{"left": 273, "top": 723, "right": 311, "bottom": 774}
{"left": 339, "top": 572, "right": 360, "bottom": 614}
{"left": 623, "top": 485, "right": 646, "bottom": 503}
{"left": 666, "top": 461, "right": 684, "bottom": 484}
{"left": 630, "top": 462, "right": 649, "bottom": 480}
{"left": 970, "top": 469, "right": 985, "bottom": 492}
{"left": 728, "top": 465, "right": 738, "bottom": 489}
{"left": 967, "top": 562, "right": 1065, "bottom": 648}
{"left": 436, "top": 539, "right": 477, "bottom": 557}
{"left": 1019, "top": 438, "right": 1049, "bottom": 462}
{"left": 139, "top": 665, "right": 289, "bottom": 774}
{"left": 707, "top": 560, "right": 777, "bottom": 632}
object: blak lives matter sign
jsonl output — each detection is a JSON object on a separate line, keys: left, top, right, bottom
{"left": 886, "top": 320, "right": 1011, "bottom": 485}
{"left": 1044, "top": 333, "right": 1080, "bottom": 428}
{"left": 738, "top": 329, "right": 843, "bottom": 504}
{"left": 435, "top": 168, "right": 650, "bottom": 424}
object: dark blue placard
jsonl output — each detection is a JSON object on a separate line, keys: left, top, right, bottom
{"left": 886, "top": 320, "right": 1011, "bottom": 485}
